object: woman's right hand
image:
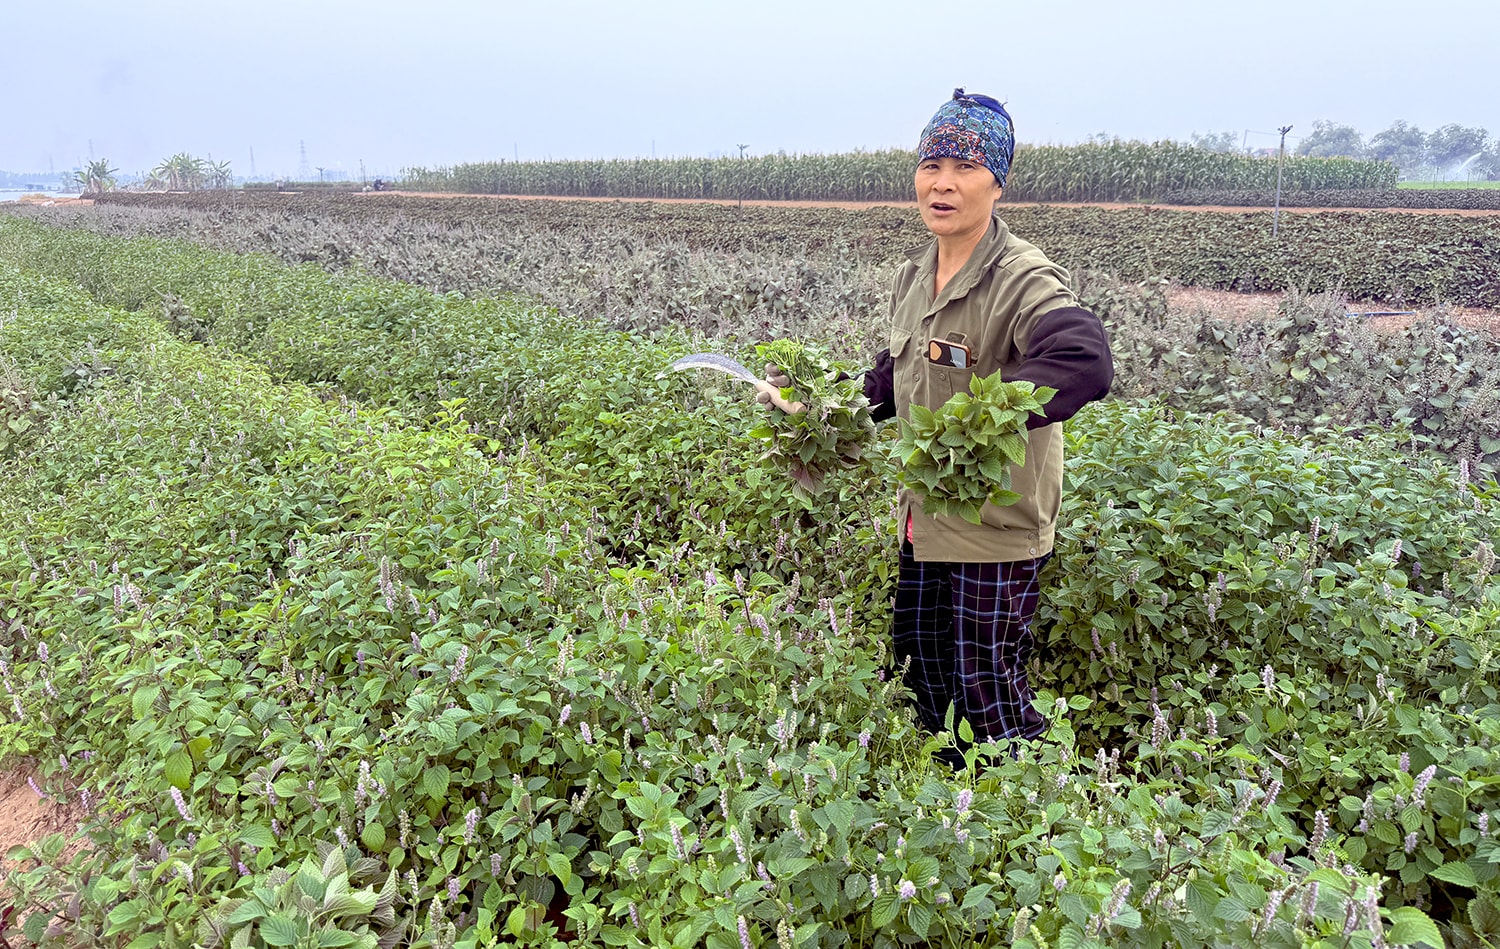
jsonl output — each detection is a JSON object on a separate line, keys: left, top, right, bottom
{"left": 754, "top": 364, "right": 805, "bottom": 414}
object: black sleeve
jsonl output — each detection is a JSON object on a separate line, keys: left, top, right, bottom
{"left": 1008, "top": 305, "right": 1114, "bottom": 430}
{"left": 863, "top": 348, "right": 896, "bottom": 422}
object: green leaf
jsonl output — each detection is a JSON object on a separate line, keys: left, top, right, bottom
{"left": 260, "top": 914, "right": 304, "bottom": 947}
{"left": 423, "top": 764, "right": 451, "bottom": 801}
{"left": 870, "top": 892, "right": 900, "bottom": 928}
{"left": 132, "top": 684, "right": 161, "bottom": 720}
{"left": 296, "top": 865, "right": 327, "bottom": 902}
{"left": 241, "top": 824, "right": 277, "bottom": 849}
{"left": 361, "top": 821, "right": 387, "bottom": 851}
{"left": 507, "top": 904, "right": 530, "bottom": 937}
{"left": 226, "top": 900, "right": 269, "bottom": 925}
{"left": 1469, "top": 894, "right": 1500, "bottom": 935}
{"left": 1185, "top": 880, "right": 1218, "bottom": 923}
{"left": 546, "top": 851, "right": 573, "bottom": 888}
{"left": 1385, "top": 906, "right": 1444, "bottom": 948}
{"left": 187, "top": 734, "right": 213, "bottom": 762}
{"left": 906, "top": 901, "right": 934, "bottom": 937}
{"left": 821, "top": 799, "right": 855, "bottom": 833}
{"left": 164, "top": 751, "right": 194, "bottom": 790}
{"left": 105, "top": 899, "right": 142, "bottom": 933}
{"left": 1213, "top": 895, "right": 1250, "bottom": 922}
{"left": 24, "top": 911, "right": 48, "bottom": 944}
{"left": 1429, "top": 861, "right": 1477, "bottom": 887}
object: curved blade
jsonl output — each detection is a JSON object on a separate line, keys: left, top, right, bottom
{"left": 667, "top": 353, "right": 761, "bottom": 384}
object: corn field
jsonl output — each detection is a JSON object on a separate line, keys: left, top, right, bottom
{"left": 400, "top": 142, "right": 1397, "bottom": 202}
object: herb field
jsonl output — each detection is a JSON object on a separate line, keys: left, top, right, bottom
{"left": 1158, "top": 189, "right": 1500, "bottom": 211}
{"left": 27, "top": 194, "right": 1500, "bottom": 471}
{"left": 0, "top": 199, "right": 1498, "bottom": 949}
{"left": 85, "top": 191, "right": 1500, "bottom": 309}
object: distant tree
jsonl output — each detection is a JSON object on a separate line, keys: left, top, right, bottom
{"left": 1425, "top": 124, "right": 1490, "bottom": 172}
{"left": 1188, "top": 131, "right": 1241, "bottom": 153}
{"left": 152, "top": 153, "right": 208, "bottom": 191}
{"left": 1475, "top": 140, "right": 1500, "bottom": 180}
{"left": 71, "top": 158, "right": 118, "bottom": 195}
{"left": 208, "top": 159, "right": 234, "bottom": 189}
{"left": 1367, "top": 120, "right": 1427, "bottom": 174}
{"left": 1294, "top": 120, "right": 1366, "bottom": 158}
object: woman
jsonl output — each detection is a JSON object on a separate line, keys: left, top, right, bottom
{"left": 762, "top": 89, "right": 1114, "bottom": 751}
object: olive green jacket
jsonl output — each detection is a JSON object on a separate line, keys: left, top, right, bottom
{"left": 886, "top": 213, "right": 1112, "bottom": 563}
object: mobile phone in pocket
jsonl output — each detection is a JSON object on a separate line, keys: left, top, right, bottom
{"left": 927, "top": 337, "right": 972, "bottom": 368}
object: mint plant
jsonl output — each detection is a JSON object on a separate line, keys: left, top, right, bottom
{"left": 200, "top": 842, "right": 408, "bottom": 949}
{"left": 892, "top": 369, "right": 1055, "bottom": 524}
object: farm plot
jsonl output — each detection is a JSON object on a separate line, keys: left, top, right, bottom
{"left": 78, "top": 190, "right": 1500, "bottom": 312}
{"left": 10, "top": 198, "right": 1500, "bottom": 474}
{"left": 0, "top": 213, "right": 1498, "bottom": 947}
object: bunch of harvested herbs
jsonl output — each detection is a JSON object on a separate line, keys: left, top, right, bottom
{"left": 893, "top": 368, "right": 1055, "bottom": 524}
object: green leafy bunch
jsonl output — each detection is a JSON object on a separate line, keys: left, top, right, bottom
{"left": 893, "top": 368, "right": 1055, "bottom": 524}
{"left": 200, "top": 841, "right": 408, "bottom": 949}
{"left": 748, "top": 339, "right": 874, "bottom": 502}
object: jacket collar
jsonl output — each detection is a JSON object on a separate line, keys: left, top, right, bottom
{"left": 903, "top": 213, "right": 1013, "bottom": 312}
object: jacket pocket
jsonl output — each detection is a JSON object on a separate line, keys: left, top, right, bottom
{"left": 938, "top": 364, "right": 976, "bottom": 403}
{"left": 890, "top": 327, "right": 915, "bottom": 358}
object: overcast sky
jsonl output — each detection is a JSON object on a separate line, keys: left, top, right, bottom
{"left": 4, "top": 0, "right": 1495, "bottom": 178}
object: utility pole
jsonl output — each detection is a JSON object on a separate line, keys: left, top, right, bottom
{"left": 250, "top": 146, "right": 257, "bottom": 178}
{"left": 1273, "top": 125, "right": 1293, "bottom": 238}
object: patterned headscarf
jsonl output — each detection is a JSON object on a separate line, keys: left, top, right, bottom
{"left": 917, "top": 88, "right": 1016, "bottom": 187}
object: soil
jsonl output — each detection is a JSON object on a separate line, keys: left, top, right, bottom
{"left": 4, "top": 195, "right": 92, "bottom": 208}
{"left": 0, "top": 764, "right": 89, "bottom": 897}
{"left": 1166, "top": 284, "right": 1500, "bottom": 334}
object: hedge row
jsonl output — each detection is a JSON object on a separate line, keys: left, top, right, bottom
{"left": 397, "top": 143, "right": 1397, "bottom": 204}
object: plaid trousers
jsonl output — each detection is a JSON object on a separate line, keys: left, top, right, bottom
{"left": 892, "top": 542, "right": 1049, "bottom": 742}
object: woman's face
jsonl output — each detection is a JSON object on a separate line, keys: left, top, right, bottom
{"left": 914, "top": 156, "right": 1003, "bottom": 242}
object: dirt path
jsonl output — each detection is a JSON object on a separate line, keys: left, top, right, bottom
{"left": 0, "top": 765, "right": 88, "bottom": 897}
{"left": 1167, "top": 284, "right": 1500, "bottom": 333}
